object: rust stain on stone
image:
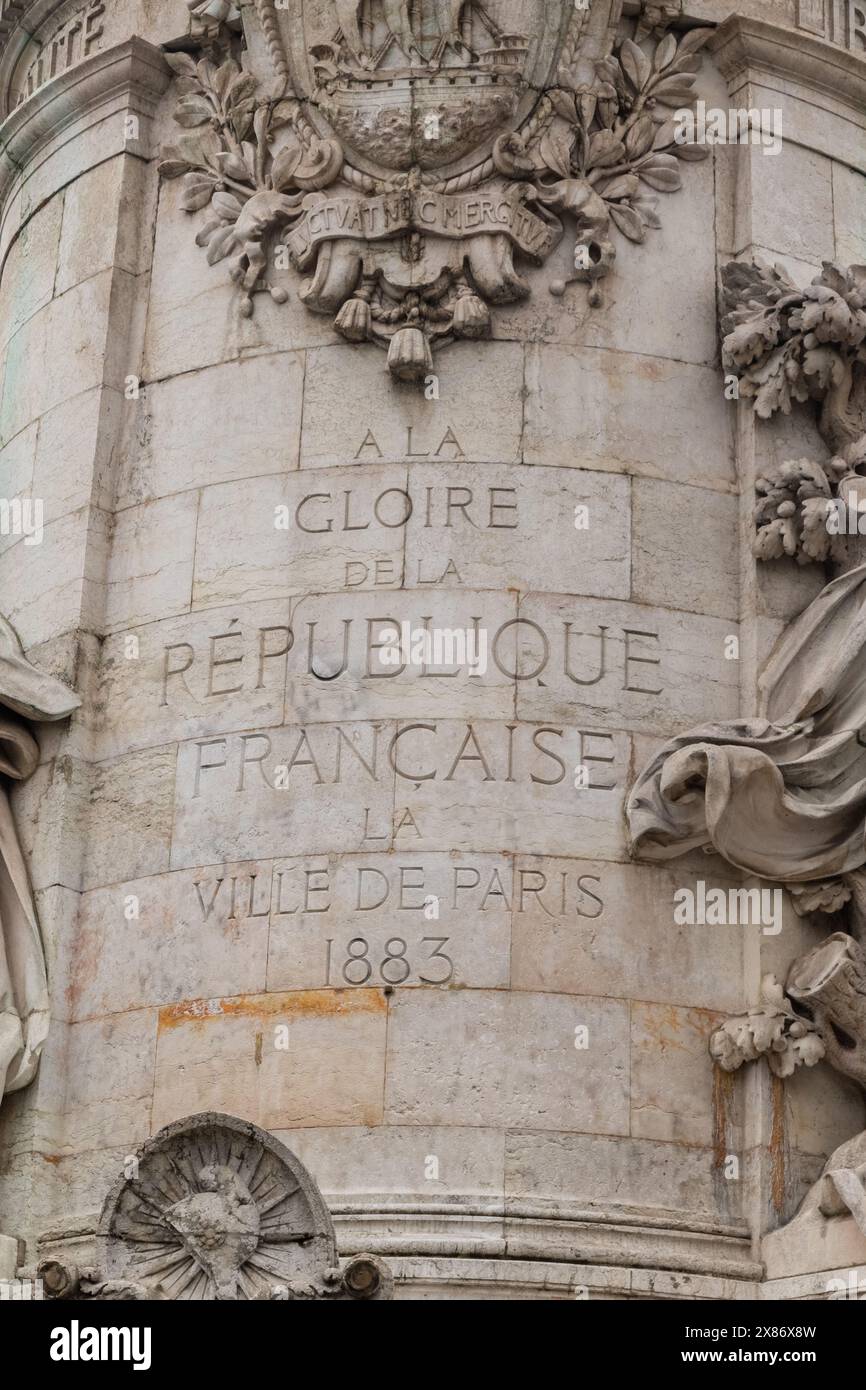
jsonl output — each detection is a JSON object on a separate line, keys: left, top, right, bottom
{"left": 770, "top": 1073, "right": 786, "bottom": 1214}
{"left": 711, "top": 1065, "right": 734, "bottom": 1172}
{"left": 158, "top": 988, "right": 387, "bottom": 1032}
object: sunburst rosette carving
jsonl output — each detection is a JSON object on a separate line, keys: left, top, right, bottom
{"left": 98, "top": 1115, "right": 337, "bottom": 1300}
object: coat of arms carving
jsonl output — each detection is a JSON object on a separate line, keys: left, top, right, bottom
{"left": 164, "top": 1, "right": 710, "bottom": 380}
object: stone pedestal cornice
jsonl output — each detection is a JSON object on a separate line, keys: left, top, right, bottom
{"left": 0, "top": 36, "right": 170, "bottom": 207}
{"left": 711, "top": 12, "right": 866, "bottom": 108}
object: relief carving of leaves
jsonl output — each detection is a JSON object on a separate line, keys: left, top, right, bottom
{"left": 230, "top": 99, "right": 257, "bottom": 143}
{"left": 599, "top": 174, "right": 639, "bottom": 201}
{"left": 676, "top": 27, "right": 714, "bottom": 56}
{"left": 653, "top": 33, "right": 677, "bottom": 72}
{"left": 619, "top": 38, "right": 652, "bottom": 93}
{"left": 609, "top": 204, "right": 645, "bottom": 243}
{"left": 213, "top": 58, "right": 241, "bottom": 102}
{"left": 164, "top": 52, "right": 198, "bottom": 77}
{"left": 587, "top": 129, "right": 625, "bottom": 168}
{"left": 205, "top": 223, "right": 240, "bottom": 264}
{"left": 634, "top": 197, "right": 661, "bottom": 228}
{"left": 212, "top": 190, "right": 245, "bottom": 221}
{"left": 174, "top": 97, "right": 215, "bottom": 128}
{"left": 195, "top": 218, "right": 223, "bottom": 247}
{"left": 671, "top": 143, "right": 710, "bottom": 162}
{"left": 196, "top": 57, "right": 219, "bottom": 91}
{"left": 624, "top": 115, "right": 656, "bottom": 160}
{"left": 214, "top": 154, "right": 250, "bottom": 187}
{"left": 635, "top": 154, "right": 682, "bottom": 192}
{"left": 550, "top": 89, "right": 578, "bottom": 125}
{"left": 538, "top": 128, "right": 574, "bottom": 180}
{"left": 791, "top": 1033, "right": 826, "bottom": 1068}
{"left": 802, "top": 344, "right": 840, "bottom": 390}
{"left": 159, "top": 157, "right": 191, "bottom": 180}
{"left": 271, "top": 137, "right": 303, "bottom": 191}
{"left": 650, "top": 76, "right": 698, "bottom": 107}
{"left": 173, "top": 76, "right": 203, "bottom": 97}
{"left": 180, "top": 171, "right": 219, "bottom": 211}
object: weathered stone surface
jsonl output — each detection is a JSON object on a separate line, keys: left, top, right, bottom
{"left": 524, "top": 344, "right": 735, "bottom": 491}
{"left": 2, "top": 0, "right": 862, "bottom": 1305}
{"left": 152, "top": 990, "right": 388, "bottom": 1131}
{"left": 121, "top": 352, "right": 304, "bottom": 505}
{"left": 300, "top": 343, "right": 525, "bottom": 470}
{"left": 384, "top": 991, "right": 630, "bottom": 1133}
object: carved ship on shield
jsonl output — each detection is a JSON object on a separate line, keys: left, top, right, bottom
{"left": 312, "top": 0, "right": 531, "bottom": 170}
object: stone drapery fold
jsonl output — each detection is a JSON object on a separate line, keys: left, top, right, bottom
{"left": 628, "top": 561, "right": 866, "bottom": 884}
{"left": 0, "top": 616, "right": 79, "bottom": 1100}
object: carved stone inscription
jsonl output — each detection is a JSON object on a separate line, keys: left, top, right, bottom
{"left": 12, "top": 1, "right": 105, "bottom": 107}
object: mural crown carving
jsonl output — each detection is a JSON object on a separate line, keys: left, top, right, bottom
{"left": 163, "top": 0, "right": 711, "bottom": 380}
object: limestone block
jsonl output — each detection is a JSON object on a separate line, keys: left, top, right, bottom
{"left": 32, "top": 387, "right": 121, "bottom": 522}
{"left": 0, "top": 506, "right": 102, "bottom": 649}
{"left": 580, "top": 147, "right": 720, "bottom": 368}
{"left": 779, "top": 1066, "right": 866, "bottom": 1161}
{"left": 144, "top": 176, "right": 340, "bottom": 381}
{"left": 104, "top": 493, "right": 198, "bottom": 632}
{"left": 0, "top": 1235, "right": 17, "bottom": 1279}
{"left": 11, "top": 753, "right": 91, "bottom": 893}
{"left": 385, "top": 990, "right": 629, "bottom": 1133}
{"left": 504, "top": 1131, "right": 737, "bottom": 1218}
{"left": 632, "top": 479, "right": 740, "bottom": 621}
{"left": 96, "top": 600, "right": 293, "bottom": 759}
{"left": 282, "top": 1124, "right": 506, "bottom": 1199}
{"left": 121, "top": 352, "right": 303, "bottom": 505}
{"left": 513, "top": 595, "right": 740, "bottom": 735}
{"left": 192, "top": 463, "right": 632, "bottom": 609}
{"left": 283, "top": 589, "right": 518, "bottom": 724}
{"left": 379, "top": 720, "right": 631, "bottom": 859}
{"left": 55, "top": 155, "right": 155, "bottom": 295}
{"left": 171, "top": 719, "right": 398, "bottom": 867}
{"left": 32, "top": 886, "right": 80, "bottom": 1026}
{"left": 739, "top": 144, "right": 835, "bottom": 266}
{"left": 67, "top": 864, "right": 271, "bottom": 1020}
{"left": 57, "top": 1010, "right": 159, "bottom": 1155}
{"left": 82, "top": 745, "right": 177, "bottom": 890}
{"left": 266, "top": 851, "right": 512, "bottom": 992}
{"left": 630, "top": 1002, "right": 730, "bottom": 1147}
{"left": 524, "top": 344, "right": 735, "bottom": 491}
{"left": 0, "top": 195, "right": 62, "bottom": 351}
{"left": 0, "top": 420, "right": 37, "bottom": 541}
{"left": 0, "top": 270, "right": 117, "bottom": 442}
{"left": 403, "top": 463, "right": 631, "bottom": 599}
{"left": 510, "top": 858, "right": 746, "bottom": 1014}
{"left": 300, "top": 341, "right": 525, "bottom": 470}
{"left": 832, "top": 161, "right": 866, "bottom": 266}
{"left": 151, "top": 989, "right": 388, "bottom": 1131}
{"left": 193, "top": 474, "right": 325, "bottom": 609}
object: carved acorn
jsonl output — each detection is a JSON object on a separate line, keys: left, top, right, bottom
{"left": 335, "top": 296, "right": 372, "bottom": 343}
{"left": 387, "top": 327, "right": 433, "bottom": 382}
